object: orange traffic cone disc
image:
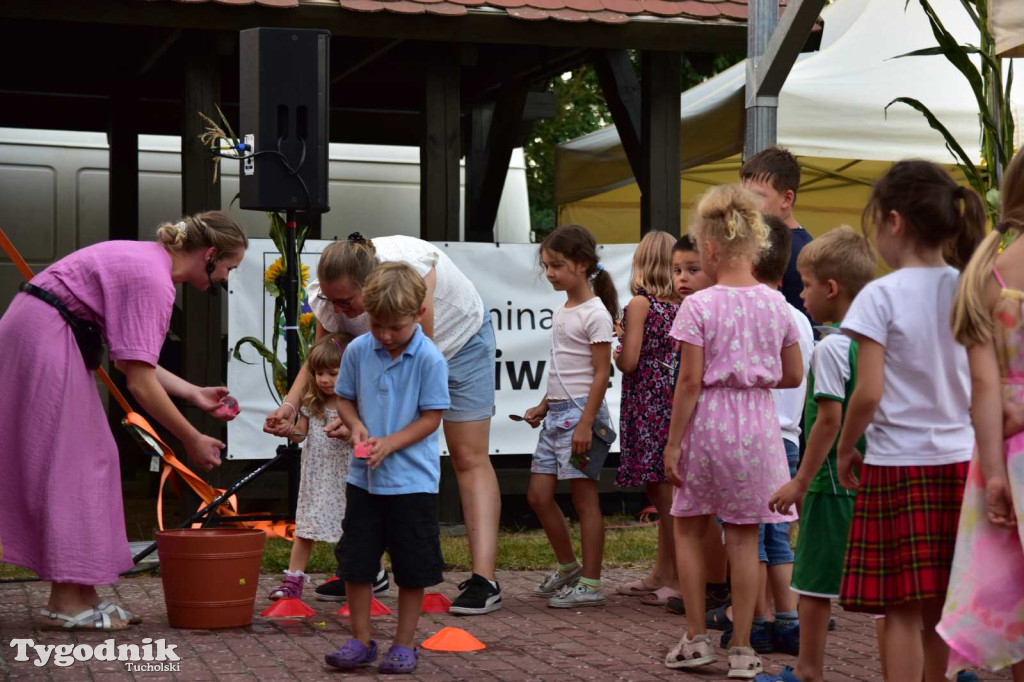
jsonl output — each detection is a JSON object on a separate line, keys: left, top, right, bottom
{"left": 337, "top": 597, "right": 392, "bottom": 617}
{"left": 421, "top": 593, "right": 452, "bottom": 613}
{"left": 421, "top": 627, "right": 486, "bottom": 652}
{"left": 261, "top": 598, "right": 316, "bottom": 619}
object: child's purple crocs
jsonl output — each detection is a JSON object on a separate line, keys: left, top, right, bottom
{"left": 378, "top": 644, "right": 418, "bottom": 674}
{"left": 325, "top": 639, "right": 378, "bottom": 669}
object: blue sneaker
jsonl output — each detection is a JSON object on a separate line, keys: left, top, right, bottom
{"left": 956, "top": 672, "right": 980, "bottom": 682}
{"left": 755, "top": 665, "right": 802, "bottom": 682}
{"left": 772, "top": 619, "right": 799, "bottom": 656}
{"left": 721, "top": 620, "right": 774, "bottom": 653}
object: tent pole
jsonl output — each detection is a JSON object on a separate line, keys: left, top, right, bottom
{"left": 744, "top": 0, "right": 778, "bottom": 159}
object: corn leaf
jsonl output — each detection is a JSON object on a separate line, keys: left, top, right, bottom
{"left": 214, "top": 104, "right": 239, "bottom": 149}
{"left": 232, "top": 337, "right": 285, "bottom": 375}
{"left": 886, "top": 97, "right": 984, "bottom": 193}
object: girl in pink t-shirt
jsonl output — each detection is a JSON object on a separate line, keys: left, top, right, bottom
{"left": 524, "top": 225, "right": 619, "bottom": 609}
{"left": 662, "top": 185, "right": 803, "bottom": 677}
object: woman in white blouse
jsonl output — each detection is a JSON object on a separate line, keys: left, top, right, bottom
{"left": 265, "top": 233, "right": 503, "bottom": 615}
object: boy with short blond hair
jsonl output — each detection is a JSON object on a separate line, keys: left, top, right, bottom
{"left": 759, "top": 226, "right": 876, "bottom": 682}
{"left": 325, "top": 261, "right": 450, "bottom": 675}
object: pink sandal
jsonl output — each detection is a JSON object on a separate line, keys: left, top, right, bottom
{"left": 640, "top": 586, "right": 680, "bottom": 606}
{"left": 616, "top": 579, "right": 658, "bottom": 596}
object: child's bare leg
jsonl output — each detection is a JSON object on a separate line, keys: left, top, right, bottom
{"left": 723, "top": 523, "right": 760, "bottom": 648}
{"left": 884, "top": 602, "right": 923, "bottom": 682}
{"left": 570, "top": 478, "right": 604, "bottom": 580}
{"left": 705, "top": 517, "right": 729, "bottom": 584}
{"left": 792, "top": 596, "right": 830, "bottom": 682}
{"left": 527, "top": 473, "right": 576, "bottom": 566}
{"left": 675, "top": 515, "right": 710, "bottom": 636}
{"left": 755, "top": 563, "right": 770, "bottom": 619}
{"left": 394, "top": 587, "right": 424, "bottom": 648}
{"left": 920, "top": 597, "right": 949, "bottom": 682}
{"left": 767, "top": 563, "right": 797, "bottom": 614}
{"left": 288, "top": 537, "right": 314, "bottom": 573}
{"left": 346, "top": 582, "right": 373, "bottom": 646}
{"left": 648, "top": 482, "right": 678, "bottom": 589}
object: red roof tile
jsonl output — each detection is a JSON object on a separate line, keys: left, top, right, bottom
{"left": 162, "top": 0, "right": 779, "bottom": 24}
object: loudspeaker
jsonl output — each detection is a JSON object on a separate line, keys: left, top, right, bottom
{"left": 239, "top": 27, "right": 330, "bottom": 213}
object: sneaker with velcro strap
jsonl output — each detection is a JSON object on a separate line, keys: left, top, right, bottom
{"left": 314, "top": 569, "right": 390, "bottom": 602}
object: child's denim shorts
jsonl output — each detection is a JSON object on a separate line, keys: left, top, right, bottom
{"left": 531, "top": 398, "right": 611, "bottom": 481}
{"left": 758, "top": 438, "right": 801, "bottom": 565}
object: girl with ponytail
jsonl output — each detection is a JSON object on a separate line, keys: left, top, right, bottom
{"left": 832, "top": 160, "right": 984, "bottom": 681}
{"left": 939, "top": 150, "right": 1024, "bottom": 679}
{"left": 522, "top": 224, "right": 618, "bottom": 609}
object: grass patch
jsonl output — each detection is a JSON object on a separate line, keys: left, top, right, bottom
{"left": 0, "top": 517, "right": 660, "bottom": 580}
{"left": 261, "top": 517, "right": 658, "bottom": 574}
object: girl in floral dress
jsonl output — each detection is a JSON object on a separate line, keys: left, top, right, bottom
{"left": 614, "top": 231, "right": 681, "bottom": 605}
{"left": 662, "top": 185, "right": 803, "bottom": 678}
{"left": 940, "top": 149, "right": 1024, "bottom": 680}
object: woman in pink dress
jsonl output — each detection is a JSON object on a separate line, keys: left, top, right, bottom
{"left": 0, "top": 211, "right": 247, "bottom": 630}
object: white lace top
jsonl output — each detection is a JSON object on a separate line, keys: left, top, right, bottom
{"left": 308, "top": 235, "right": 485, "bottom": 360}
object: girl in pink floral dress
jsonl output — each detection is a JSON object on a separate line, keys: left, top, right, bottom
{"left": 940, "top": 149, "right": 1024, "bottom": 679}
{"left": 662, "top": 185, "right": 803, "bottom": 678}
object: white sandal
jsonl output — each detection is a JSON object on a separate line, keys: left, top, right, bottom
{"left": 665, "top": 633, "right": 716, "bottom": 669}
{"left": 727, "top": 645, "right": 763, "bottom": 679}
{"left": 95, "top": 600, "right": 142, "bottom": 624}
{"left": 39, "top": 607, "right": 131, "bottom": 631}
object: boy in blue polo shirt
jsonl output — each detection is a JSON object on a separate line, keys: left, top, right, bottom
{"left": 324, "top": 262, "right": 450, "bottom": 675}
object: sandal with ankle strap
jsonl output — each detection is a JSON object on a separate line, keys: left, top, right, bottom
{"left": 39, "top": 607, "right": 132, "bottom": 631}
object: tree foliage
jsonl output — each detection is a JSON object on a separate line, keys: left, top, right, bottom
{"left": 524, "top": 53, "right": 742, "bottom": 238}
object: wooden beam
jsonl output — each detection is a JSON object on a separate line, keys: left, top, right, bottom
{"left": 108, "top": 88, "right": 139, "bottom": 241}
{"left": 749, "top": 0, "right": 825, "bottom": 104}
{"left": 465, "top": 82, "right": 528, "bottom": 243}
{"left": 640, "top": 50, "right": 681, "bottom": 236}
{"left": 181, "top": 36, "right": 223, "bottom": 441}
{"left": 593, "top": 49, "right": 644, "bottom": 189}
{"left": 0, "top": 0, "right": 747, "bottom": 52}
{"left": 420, "top": 46, "right": 461, "bottom": 242}
{"left": 331, "top": 39, "right": 402, "bottom": 85}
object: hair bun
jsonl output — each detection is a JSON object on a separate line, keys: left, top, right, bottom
{"left": 347, "top": 232, "right": 367, "bottom": 245}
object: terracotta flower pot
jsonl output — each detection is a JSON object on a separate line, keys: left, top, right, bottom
{"left": 156, "top": 528, "right": 265, "bottom": 629}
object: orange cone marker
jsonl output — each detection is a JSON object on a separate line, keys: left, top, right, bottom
{"left": 337, "top": 597, "right": 392, "bottom": 617}
{"left": 260, "top": 598, "right": 316, "bottom": 619}
{"left": 421, "top": 593, "right": 452, "bottom": 613}
{"left": 421, "top": 627, "right": 486, "bottom": 652}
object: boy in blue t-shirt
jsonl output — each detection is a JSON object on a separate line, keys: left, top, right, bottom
{"left": 324, "top": 262, "right": 450, "bottom": 675}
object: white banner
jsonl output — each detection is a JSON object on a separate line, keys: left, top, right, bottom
{"left": 227, "top": 239, "right": 636, "bottom": 460}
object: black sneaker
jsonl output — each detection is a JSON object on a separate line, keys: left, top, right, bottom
{"left": 314, "top": 569, "right": 390, "bottom": 602}
{"left": 448, "top": 574, "right": 502, "bottom": 615}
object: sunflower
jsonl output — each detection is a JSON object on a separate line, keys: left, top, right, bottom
{"left": 264, "top": 258, "right": 310, "bottom": 288}
{"left": 299, "top": 311, "right": 315, "bottom": 336}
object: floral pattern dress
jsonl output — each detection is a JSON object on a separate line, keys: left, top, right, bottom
{"left": 295, "top": 408, "right": 352, "bottom": 543}
{"left": 667, "top": 284, "right": 799, "bottom": 525}
{"left": 616, "top": 289, "right": 680, "bottom": 487}
{"left": 938, "top": 269, "right": 1024, "bottom": 674}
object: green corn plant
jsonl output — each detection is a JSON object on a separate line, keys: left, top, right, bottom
{"left": 887, "top": 0, "right": 1015, "bottom": 222}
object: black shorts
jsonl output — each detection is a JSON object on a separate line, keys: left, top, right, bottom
{"left": 337, "top": 484, "right": 443, "bottom": 589}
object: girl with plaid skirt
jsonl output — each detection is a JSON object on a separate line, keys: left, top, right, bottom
{"left": 938, "top": 149, "right": 1024, "bottom": 680}
{"left": 834, "top": 161, "right": 985, "bottom": 682}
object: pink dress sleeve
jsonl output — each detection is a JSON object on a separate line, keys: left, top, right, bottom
{"left": 103, "top": 252, "right": 176, "bottom": 366}
{"left": 669, "top": 295, "right": 705, "bottom": 347}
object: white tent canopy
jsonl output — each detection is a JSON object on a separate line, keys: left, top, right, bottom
{"left": 556, "top": 0, "right": 1024, "bottom": 241}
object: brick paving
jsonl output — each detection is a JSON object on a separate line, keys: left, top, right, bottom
{"left": 0, "top": 570, "right": 1011, "bottom": 681}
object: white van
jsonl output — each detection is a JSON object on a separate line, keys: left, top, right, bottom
{"left": 0, "top": 127, "right": 532, "bottom": 310}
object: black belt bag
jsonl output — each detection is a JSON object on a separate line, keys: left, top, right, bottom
{"left": 19, "top": 282, "right": 106, "bottom": 370}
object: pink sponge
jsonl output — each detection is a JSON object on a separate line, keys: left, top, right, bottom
{"left": 212, "top": 396, "right": 239, "bottom": 420}
{"left": 354, "top": 441, "right": 372, "bottom": 459}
